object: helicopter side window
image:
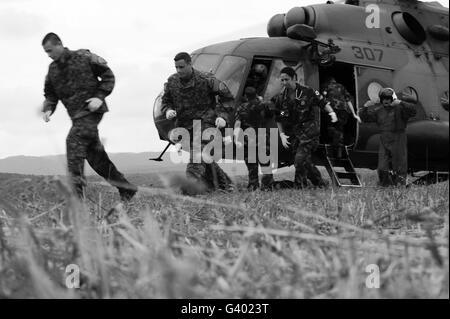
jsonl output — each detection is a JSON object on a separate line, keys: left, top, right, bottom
{"left": 215, "top": 56, "right": 248, "bottom": 97}
{"left": 243, "top": 60, "right": 271, "bottom": 98}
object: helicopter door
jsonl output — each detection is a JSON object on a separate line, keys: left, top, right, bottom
{"left": 354, "top": 66, "right": 394, "bottom": 151}
{"left": 318, "top": 62, "right": 357, "bottom": 146}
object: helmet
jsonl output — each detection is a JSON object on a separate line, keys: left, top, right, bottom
{"left": 379, "top": 88, "right": 396, "bottom": 101}
{"left": 252, "top": 64, "right": 268, "bottom": 78}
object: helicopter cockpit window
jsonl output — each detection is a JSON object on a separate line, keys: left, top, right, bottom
{"left": 264, "top": 59, "right": 305, "bottom": 100}
{"left": 215, "top": 56, "right": 247, "bottom": 97}
{"left": 192, "top": 54, "right": 222, "bottom": 74}
{"left": 153, "top": 91, "right": 163, "bottom": 120}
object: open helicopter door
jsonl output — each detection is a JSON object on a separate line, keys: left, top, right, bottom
{"left": 321, "top": 65, "right": 393, "bottom": 187}
{"left": 317, "top": 62, "right": 365, "bottom": 187}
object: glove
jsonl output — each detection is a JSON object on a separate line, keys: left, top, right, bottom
{"left": 223, "top": 135, "right": 233, "bottom": 145}
{"left": 364, "top": 100, "right": 375, "bottom": 108}
{"left": 353, "top": 114, "right": 362, "bottom": 124}
{"left": 329, "top": 112, "right": 338, "bottom": 123}
{"left": 280, "top": 132, "right": 290, "bottom": 149}
{"left": 85, "top": 97, "right": 103, "bottom": 112}
{"left": 215, "top": 117, "right": 226, "bottom": 128}
{"left": 166, "top": 110, "right": 177, "bottom": 120}
{"left": 42, "top": 110, "right": 52, "bottom": 122}
{"left": 391, "top": 99, "right": 402, "bottom": 106}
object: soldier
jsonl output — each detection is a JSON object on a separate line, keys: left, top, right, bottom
{"left": 359, "top": 88, "right": 417, "bottom": 186}
{"left": 272, "top": 67, "right": 329, "bottom": 189}
{"left": 161, "top": 52, "right": 235, "bottom": 192}
{"left": 245, "top": 64, "right": 268, "bottom": 96}
{"left": 41, "top": 33, "right": 137, "bottom": 201}
{"left": 234, "top": 87, "right": 274, "bottom": 191}
{"left": 321, "top": 76, "right": 361, "bottom": 158}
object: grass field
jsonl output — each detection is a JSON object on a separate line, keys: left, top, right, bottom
{"left": 0, "top": 169, "right": 448, "bottom": 299}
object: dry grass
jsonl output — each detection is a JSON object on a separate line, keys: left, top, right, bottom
{"left": 0, "top": 170, "right": 448, "bottom": 299}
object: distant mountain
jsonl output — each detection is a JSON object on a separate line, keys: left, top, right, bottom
{"left": 0, "top": 152, "right": 185, "bottom": 176}
{"left": 0, "top": 152, "right": 249, "bottom": 176}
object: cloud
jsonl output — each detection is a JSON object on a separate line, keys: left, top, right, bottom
{"left": 0, "top": 8, "right": 47, "bottom": 39}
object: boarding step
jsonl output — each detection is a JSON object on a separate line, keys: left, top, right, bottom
{"left": 322, "top": 145, "right": 362, "bottom": 188}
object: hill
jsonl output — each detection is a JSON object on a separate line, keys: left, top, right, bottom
{"left": 0, "top": 152, "right": 186, "bottom": 175}
{"left": 0, "top": 151, "right": 253, "bottom": 177}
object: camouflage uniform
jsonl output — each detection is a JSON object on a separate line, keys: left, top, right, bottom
{"left": 161, "top": 68, "right": 235, "bottom": 191}
{"left": 322, "top": 79, "right": 353, "bottom": 154}
{"left": 43, "top": 48, "right": 137, "bottom": 198}
{"left": 359, "top": 101, "right": 416, "bottom": 186}
{"left": 273, "top": 83, "right": 327, "bottom": 188}
{"left": 235, "top": 97, "right": 274, "bottom": 190}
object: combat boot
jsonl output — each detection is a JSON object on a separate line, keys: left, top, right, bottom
{"left": 119, "top": 184, "right": 138, "bottom": 202}
{"left": 247, "top": 183, "right": 259, "bottom": 191}
{"left": 260, "top": 173, "right": 274, "bottom": 191}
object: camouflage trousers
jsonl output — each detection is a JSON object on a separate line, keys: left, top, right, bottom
{"left": 289, "top": 135, "right": 326, "bottom": 188}
{"left": 66, "top": 113, "right": 136, "bottom": 198}
{"left": 377, "top": 132, "right": 408, "bottom": 186}
{"left": 185, "top": 128, "right": 233, "bottom": 191}
{"left": 242, "top": 135, "right": 274, "bottom": 190}
{"left": 327, "top": 110, "right": 349, "bottom": 150}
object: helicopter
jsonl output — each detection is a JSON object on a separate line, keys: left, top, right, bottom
{"left": 153, "top": 0, "right": 449, "bottom": 187}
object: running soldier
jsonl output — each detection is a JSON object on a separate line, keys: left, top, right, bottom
{"left": 321, "top": 76, "right": 361, "bottom": 158}
{"left": 41, "top": 33, "right": 137, "bottom": 201}
{"left": 234, "top": 87, "right": 274, "bottom": 190}
{"left": 272, "top": 67, "right": 328, "bottom": 189}
{"left": 161, "top": 52, "right": 235, "bottom": 192}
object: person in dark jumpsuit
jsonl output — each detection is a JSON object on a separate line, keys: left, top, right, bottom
{"left": 359, "top": 88, "right": 417, "bottom": 186}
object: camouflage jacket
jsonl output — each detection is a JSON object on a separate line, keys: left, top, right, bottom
{"left": 235, "top": 98, "right": 271, "bottom": 130}
{"left": 359, "top": 101, "right": 416, "bottom": 132}
{"left": 272, "top": 83, "right": 324, "bottom": 137}
{"left": 161, "top": 69, "right": 235, "bottom": 130}
{"left": 322, "top": 80, "right": 352, "bottom": 112}
{"left": 43, "top": 48, "right": 115, "bottom": 120}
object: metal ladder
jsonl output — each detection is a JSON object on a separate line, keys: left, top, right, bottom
{"left": 323, "top": 145, "right": 362, "bottom": 187}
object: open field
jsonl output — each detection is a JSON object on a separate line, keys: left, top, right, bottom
{"left": 0, "top": 170, "right": 448, "bottom": 298}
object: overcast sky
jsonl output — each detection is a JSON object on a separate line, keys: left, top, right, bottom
{"left": 0, "top": 0, "right": 448, "bottom": 159}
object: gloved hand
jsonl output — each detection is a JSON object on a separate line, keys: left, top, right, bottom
{"left": 280, "top": 132, "right": 290, "bottom": 149}
{"left": 391, "top": 99, "right": 402, "bottom": 106}
{"left": 223, "top": 135, "right": 233, "bottom": 145}
{"left": 85, "top": 97, "right": 103, "bottom": 112}
{"left": 166, "top": 110, "right": 177, "bottom": 120}
{"left": 215, "top": 117, "right": 226, "bottom": 128}
{"left": 353, "top": 114, "right": 362, "bottom": 123}
{"left": 329, "top": 112, "right": 338, "bottom": 123}
{"left": 364, "top": 100, "right": 375, "bottom": 108}
{"left": 42, "top": 110, "right": 52, "bottom": 122}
